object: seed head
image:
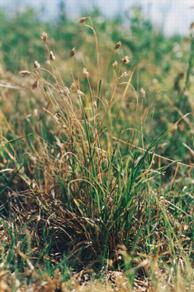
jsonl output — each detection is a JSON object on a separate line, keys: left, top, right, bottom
{"left": 114, "top": 41, "right": 122, "bottom": 50}
{"left": 63, "top": 86, "right": 71, "bottom": 96}
{"left": 112, "top": 60, "right": 118, "bottom": 69}
{"left": 77, "top": 89, "right": 85, "bottom": 96}
{"left": 59, "top": 86, "right": 70, "bottom": 97}
{"left": 19, "top": 70, "right": 31, "bottom": 77}
{"left": 40, "top": 32, "right": 48, "bottom": 43}
{"left": 119, "top": 71, "right": 128, "bottom": 79}
{"left": 49, "top": 51, "right": 56, "bottom": 61}
{"left": 79, "top": 17, "right": 88, "bottom": 24}
{"left": 122, "top": 56, "right": 130, "bottom": 64}
{"left": 34, "top": 60, "right": 40, "bottom": 69}
{"left": 70, "top": 80, "right": 78, "bottom": 92}
{"left": 32, "top": 80, "right": 39, "bottom": 90}
{"left": 140, "top": 88, "right": 146, "bottom": 98}
{"left": 83, "top": 67, "right": 89, "bottom": 78}
{"left": 70, "top": 48, "right": 76, "bottom": 57}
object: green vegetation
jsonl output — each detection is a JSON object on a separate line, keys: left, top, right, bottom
{"left": 0, "top": 7, "right": 193, "bottom": 291}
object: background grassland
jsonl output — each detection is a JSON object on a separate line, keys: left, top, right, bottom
{"left": 0, "top": 7, "right": 193, "bottom": 291}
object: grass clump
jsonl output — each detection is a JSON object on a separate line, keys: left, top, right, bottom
{"left": 0, "top": 9, "right": 193, "bottom": 291}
